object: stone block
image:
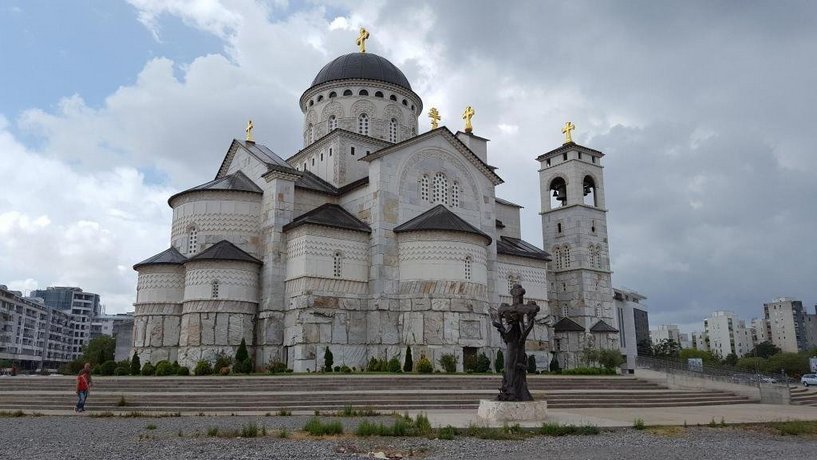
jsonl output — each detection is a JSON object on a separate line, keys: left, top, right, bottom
{"left": 477, "top": 400, "right": 548, "bottom": 423}
{"left": 398, "top": 299, "right": 412, "bottom": 311}
{"left": 401, "top": 312, "right": 424, "bottom": 344}
{"left": 381, "top": 311, "right": 400, "bottom": 344}
{"left": 450, "top": 299, "right": 471, "bottom": 312}
{"left": 163, "top": 316, "right": 181, "bottom": 346}
{"left": 366, "top": 311, "right": 382, "bottom": 344}
{"left": 200, "top": 313, "right": 216, "bottom": 345}
{"left": 443, "top": 312, "right": 460, "bottom": 343}
{"left": 215, "top": 313, "right": 230, "bottom": 345}
{"left": 348, "top": 311, "right": 368, "bottom": 344}
{"left": 340, "top": 298, "right": 361, "bottom": 310}
{"left": 431, "top": 298, "right": 451, "bottom": 311}
{"left": 178, "top": 316, "right": 189, "bottom": 347}
{"left": 228, "top": 314, "right": 244, "bottom": 345}
{"left": 331, "top": 312, "right": 348, "bottom": 344}
{"left": 303, "top": 323, "right": 320, "bottom": 343}
{"left": 312, "top": 296, "right": 339, "bottom": 308}
{"left": 319, "top": 323, "right": 332, "bottom": 343}
{"left": 148, "top": 316, "right": 163, "bottom": 348}
{"left": 412, "top": 298, "right": 430, "bottom": 311}
{"left": 424, "top": 312, "right": 444, "bottom": 345}
{"left": 461, "top": 320, "right": 482, "bottom": 340}
{"left": 187, "top": 314, "right": 201, "bottom": 346}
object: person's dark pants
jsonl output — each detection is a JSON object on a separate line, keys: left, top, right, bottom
{"left": 76, "top": 391, "right": 87, "bottom": 412}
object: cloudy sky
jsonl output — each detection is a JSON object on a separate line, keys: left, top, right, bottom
{"left": 1, "top": 0, "right": 815, "bottom": 333}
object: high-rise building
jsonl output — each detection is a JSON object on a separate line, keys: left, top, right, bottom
{"left": 763, "top": 298, "right": 808, "bottom": 352}
{"left": 613, "top": 288, "right": 649, "bottom": 372}
{"left": 0, "top": 285, "right": 72, "bottom": 370}
{"left": 703, "top": 311, "right": 753, "bottom": 358}
{"left": 31, "top": 286, "right": 101, "bottom": 360}
{"left": 650, "top": 324, "right": 681, "bottom": 345}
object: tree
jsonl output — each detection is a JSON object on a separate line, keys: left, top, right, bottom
{"left": 80, "top": 336, "right": 115, "bottom": 366}
{"left": 549, "top": 354, "right": 561, "bottom": 373}
{"left": 679, "top": 348, "right": 718, "bottom": 364}
{"left": 233, "top": 338, "right": 252, "bottom": 374}
{"left": 323, "top": 347, "right": 334, "bottom": 372}
{"left": 748, "top": 341, "right": 782, "bottom": 359}
{"left": 652, "top": 339, "right": 680, "bottom": 359}
{"left": 736, "top": 356, "right": 766, "bottom": 373}
{"left": 598, "top": 349, "right": 625, "bottom": 370}
{"left": 403, "top": 346, "right": 413, "bottom": 372}
{"left": 636, "top": 339, "right": 653, "bottom": 357}
{"left": 494, "top": 350, "right": 504, "bottom": 373}
{"left": 130, "top": 352, "right": 141, "bottom": 376}
{"left": 722, "top": 353, "right": 738, "bottom": 366}
{"left": 764, "top": 352, "right": 809, "bottom": 377}
{"left": 476, "top": 352, "right": 491, "bottom": 373}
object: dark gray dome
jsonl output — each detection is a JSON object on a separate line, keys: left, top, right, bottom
{"left": 310, "top": 53, "right": 411, "bottom": 91}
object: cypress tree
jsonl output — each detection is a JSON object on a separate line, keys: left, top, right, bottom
{"left": 494, "top": 350, "right": 504, "bottom": 373}
{"left": 323, "top": 347, "right": 334, "bottom": 372}
{"left": 403, "top": 346, "right": 413, "bottom": 372}
{"left": 130, "top": 352, "right": 141, "bottom": 376}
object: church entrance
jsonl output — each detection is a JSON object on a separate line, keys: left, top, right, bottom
{"left": 462, "top": 347, "right": 477, "bottom": 371}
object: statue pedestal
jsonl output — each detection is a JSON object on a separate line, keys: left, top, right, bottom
{"left": 477, "top": 399, "right": 548, "bottom": 423}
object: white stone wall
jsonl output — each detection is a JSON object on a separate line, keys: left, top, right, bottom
{"left": 224, "top": 146, "right": 272, "bottom": 188}
{"left": 135, "top": 265, "right": 185, "bottom": 304}
{"left": 495, "top": 201, "right": 522, "bottom": 239}
{"left": 170, "top": 190, "right": 262, "bottom": 258}
{"left": 496, "top": 255, "right": 548, "bottom": 304}
{"left": 132, "top": 303, "right": 182, "bottom": 364}
{"left": 285, "top": 225, "right": 370, "bottom": 282}
{"left": 397, "top": 231, "right": 488, "bottom": 284}
{"left": 183, "top": 260, "right": 260, "bottom": 303}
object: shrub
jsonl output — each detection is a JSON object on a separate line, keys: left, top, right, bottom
{"left": 99, "top": 360, "right": 117, "bottom": 376}
{"left": 240, "top": 422, "right": 259, "bottom": 438}
{"left": 130, "top": 352, "right": 141, "bottom": 376}
{"left": 117, "top": 395, "right": 128, "bottom": 407}
{"left": 176, "top": 366, "right": 190, "bottom": 376}
{"left": 386, "top": 357, "right": 401, "bottom": 373}
{"left": 114, "top": 366, "right": 130, "bottom": 376}
{"left": 141, "top": 362, "right": 156, "bottom": 376}
{"left": 439, "top": 354, "right": 458, "bottom": 373}
{"left": 237, "top": 357, "right": 253, "bottom": 374}
{"left": 214, "top": 353, "right": 233, "bottom": 372}
{"left": 234, "top": 339, "right": 249, "bottom": 368}
{"left": 476, "top": 353, "right": 491, "bottom": 373}
{"left": 303, "top": 418, "right": 344, "bottom": 436}
{"left": 403, "top": 346, "right": 413, "bottom": 372}
{"left": 333, "top": 366, "right": 340, "bottom": 372}
{"left": 527, "top": 355, "right": 537, "bottom": 373}
{"left": 438, "top": 425, "right": 456, "bottom": 440}
{"left": 155, "top": 361, "right": 175, "bottom": 376}
{"left": 597, "top": 349, "right": 625, "bottom": 370}
{"left": 366, "top": 357, "right": 385, "bottom": 372}
{"left": 495, "top": 350, "right": 504, "bottom": 373}
{"left": 633, "top": 418, "right": 646, "bottom": 430}
{"left": 679, "top": 348, "right": 719, "bottom": 364}
{"left": 561, "top": 367, "right": 616, "bottom": 375}
{"left": 194, "top": 360, "right": 213, "bottom": 376}
{"left": 414, "top": 413, "right": 432, "bottom": 435}
{"left": 549, "top": 356, "right": 561, "bottom": 373}
{"left": 770, "top": 420, "right": 817, "bottom": 436}
{"left": 340, "top": 365, "right": 352, "bottom": 373}
{"left": 267, "top": 361, "right": 287, "bottom": 374}
{"left": 416, "top": 356, "right": 433, "bottom": 374}
{"left": 323, "top": 347, "right": 334, "bottom": 372}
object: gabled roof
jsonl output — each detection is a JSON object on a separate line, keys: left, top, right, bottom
{"left": 497, "top": 236, "right": 551, "bottom": 261}
{"left": 590, "top": 320, "right": 619, "bottom": 333}
{"left": 535, "top": 141, "right": 604, "bottom": 162}
{"left": 393, "top": 205, "right": 492, "bottom": 244}
{"left": 282, "top": 203, "right": 371, "bottom": 233}
{"left": 294, "top": 172, "right": 369, "bottom": 196}
{"left": 133, "top": 247, "right": 187, "bottom": 271}
{"left": 168, "top": 170, "right": 262, "bottom": 206}
{"left": 495, "top": 197, "right": 523, "bottom": 208}
{"left": 554, "top": 317, "right": 586, "bottom": 333}
{"left": 360, "top": 127, "right": 503, "bottom": 185}
{"left": 186, "top": 240, "right": 262, "bottom": 265}
{"left": 216, "top": 139, "right": 295, "bottom": 179}
{"left": 286, "top": 129, "right": 390, "bottom": 164}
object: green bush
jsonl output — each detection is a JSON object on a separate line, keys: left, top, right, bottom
{"left": 736, "top": 356, "right": 766, "bottom": 372}
{"left": 114, "top": 366, "right": 130, "bottom": 376}
{"left": 141, "top": 362, "right": 156, "bottom": 376}
{"left": 233, "top": 357, "right": 253, "bottom": 374}
{"left": 386, "top": 357, "right": 401, "bottom": 373}
{"left": 633, "top": 418, "right": 646, "bottom": 430}
{"left": 416, "top": 356, "right": 433, "bottom": 374}
{"left": 194, "top": 360, "right": 213, "bottom": 376}
{"left": 303, "top": 417, "right": 343, "bottom": 436}
{"left": 403, "top": 346, "right": 413, "bottom": 372}
{"left": 99, "top": 360, "right": 117, "bottom": 376}
{"left": 439, "top": 354, "right": 458, "bottom": 373}
{"left": 214, "top": 353, "right": 232, "bottom": 373}
{"left": 494, "top": 350, "right": 504, "bottom": 373}
{"left": 155, "top": 361, "right": 175, "bottom": 376}
{"left": 561, "top": 367, "right": 615, "bottom": 375}
{"left": 438, "top": 425, "right": 456, "bottom": 440}
{"left": 340, "top": 365, "right": 352, "bottom": 373}
{"left": 476, "top": 353, "right": 491, "bottom": 373}
{"left": 130, "top": 352, "right": 141, "bottom": 376}
{"left": 323, "top": 347, "right": 334, "bottom": 372}
{"left": 366, "top": 357, "right": 386, "bottom": 372}
{"left": 527, "top": 355, "right": 537, "bottom": 373}
{"left": 763, "top": 353, "right": 809, "bottom": 376}
{"left": 267, "top": 361, "right": 287, "bottom": 374}
{"left": 549, "top": 356, "right": 561, "bottom": 373}
{"left": 234, "top": 339, "right": 249, "bottom": 370}
{"left": 679, "top": 348, "right": 719, "bottom": 364}
{"left": 176, "top": 366, "right": 190, "bottom": 376}
{"left": 597, "top": 349, "right": 625, "bottom": 370}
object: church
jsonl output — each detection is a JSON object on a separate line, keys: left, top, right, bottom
{"left": 131, "top": 31, "right": 630, "bottom": 372}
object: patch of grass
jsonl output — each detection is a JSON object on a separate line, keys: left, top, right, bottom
{"left": 155, "top": 412, "right": 181, "bottom": 418}
{"left": 279, "top": 428, "right": 289, "bottom": 439}
{"left": 303, "top": 417, "right": 344, "bottom": 436}
{"left": 633, "top": 418, "right": 646, "bottom": 430}
{"left": 708, "top": 418, "right": 718, "bottom": 428}
{"left": 277, "top": 409, "right": 292, "bottom": 416}
{"left": 117, "top": 395, "right": 128, "bottom": 407}
{"left": 539, "top": 423, "right": 600, "bottom": 436}
{"left": 720, "top": 417, "right": 727, "bottom": 427}
{"left": 0, "top": 410, "right": 25, "bottom": 417}
{"left": 646, "top": 426, "right": 685, "bottom": 438}
{"left": 438, "top": 425, "right": 456, "bottom": 440}
{"left": 462, "top": 424, "right": 529, "bottom": 440}
{"left": 769, "top": 420, "right": 817, "bottom": 436}
{"left": 240, "top": 422, "right": 260, "bottom": 438}
{"left": 120, "top": 412, "right": 143, "bottom": 418}
{"left": 314, "top": 410, "right": 320, "bottom": 416}
{"left": 177, "top": 430, "right": 183, "bottom": 437}
{"left": 414, "top": 413, "right": 433, "bottom": 436}
{"left": 261, "top": 425, "right": 267, "bottom": 436}
{"left": 336, "top": 405, "right": 379, "bottom": 417}
{"left": 145, "top": 424, "right": 157, "bottom": 430}
{"left": 89, "top": 411, "right": 115, "bottom": 418}
{"left": 207, "top": 427, "right": 220, "bottom": 437}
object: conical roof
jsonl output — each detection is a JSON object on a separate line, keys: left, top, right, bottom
{"left": 393, "top": 205, "right": 491, "bottom": 244}
{"left": 186, "top": 240, "right": 262, "bottom": 265}
{"left": 133, "top": 247, "right": 187, "bottom": 270}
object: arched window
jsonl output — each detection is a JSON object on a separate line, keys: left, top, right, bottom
{"left": 419, "top": 175, "right": 429, "bottom": 201}
{"left": 402, "top": 99, "right": 408, "bottom": 106}
{"left": 433, "top": 172, "right": 448, "bottom": 205}
{"left": 333, "top": 252, "right": 342, "bottom": 278}
{"left": 343, "top": 89, "right": 353, "bottom": 96}
{"left": 328, "top": 116, "right": 337, "bottom": 131}
{"left": 389, "top": 118, "right": 397, "bottom": 143}
{"left": 375, "top": 91, "right": 384, "bottom": 98}
{"left": 328, "top": 91, "right": 337, "bottom": 98}
{"left": 358, "top": 113, "right": 369, "bottom": 135}
{"left": 550, "top": 177, "right": 567, "bottom": 209}
{"left": 451, "top": 181, "right": 460, "bottom": 207}
{"left": 308, "top": 100, "right": 314, "bottom": 106}
{"left": 317, "top": 95, "right": 324, "bottom": 102}
{"left": 464, "top": 256, "right": 472, "bottom": 281}
{"left": 211, "top": 280, "right": 219, "bottom": 299}
{"left": 390, "top": 94, "right": 397, "bottom": 101}
{"left": 563, "top": 245, "right": 571, "bottom": 268}
{"left": 359, "top": 89, "right": 369, "bottom": 96}
{"left": 561, "top": 304, "right": 569, "bottom": 318}
{"left": 187, "top": 226, "right": 198, "bottom": 255}
{"left": 583, "top": 176, "right": 597, "bottom": 207}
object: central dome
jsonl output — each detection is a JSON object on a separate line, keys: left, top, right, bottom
{"left": 310, "top": 53, "right": 412, "bottom": 91}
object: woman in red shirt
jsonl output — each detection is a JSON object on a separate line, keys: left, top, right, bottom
{"left": 75, "top": 369, "right": 90, "bottom": 413}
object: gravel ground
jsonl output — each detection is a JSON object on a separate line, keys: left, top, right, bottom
{"left": 3, "top": 415, "right": 817, "bottom": 460}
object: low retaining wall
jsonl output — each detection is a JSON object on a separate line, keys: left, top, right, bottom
{"left": 636, "top": 368, "right": 790, "bottom": 405}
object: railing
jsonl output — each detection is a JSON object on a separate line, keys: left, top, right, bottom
{"left": 636, "top": 356, "right": 790, "bottom": 388}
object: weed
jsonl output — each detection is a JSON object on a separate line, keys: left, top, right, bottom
{"left": 0, "top": 410, "right": 25, "bottom": 417}
{"left": 265, "top": 412, "right": 271, "bottom": 417}
{"left": 90, "top": 411, "right": 115, "bottom": 418}
{"left": 178, "top": 430, "right": 183, "bottom": 437}
{"left": 207, "top": 427, "right": 219, "bottom": 437}
{"left": 708, "top": 418, "right": 718, "bottom": 428}
{"left": 633, "top": 418, "right": 646, "bottom": 430}
{"left": 261, "top": 425, "right": 267, "bottom": 436}
{"left": 769, "top": 421, "right": 817, "bottom": 436}
{"left": 414, "top": 413, "right": 432, "bottom": 435}
{"left": 279, "top": 428, "right": 289, "bottom": 439}
{"left": 278, "top": 409, "right": 292, "bottom": 416}
{"left": 121, "top": 412, "right": 143, "bottom": 418}
{"left": 438, "top": 425, "right": 456, "bottom": 440}
{"left": 463, "top": 424, "right": 528, "bottom": 440}
{"left": 240, "top": 422, "right": 259, "bottom": 438}
{"left": 539, "top": 423, "right": 599, "bottom": 436}
{"left": 117, "top": 395, "right": 128, "bottom": 407}
{"left": 314, "top": 410, "right": 320, "bottom": 416}
{"left": 197, "top": 412, "right": 205, "bottom": 417}
{"left": 720, "top": 417, "right": 727, "bottom": 427}
{"left": 303, "top": 417, "right": 344, "bottom": 436}
{"left": 145, "top": 424, "right": 157, "bottom": 430}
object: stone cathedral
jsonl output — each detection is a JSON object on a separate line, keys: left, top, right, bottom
{"left": 131, "top": 34, "right": 623, "bottom": 372}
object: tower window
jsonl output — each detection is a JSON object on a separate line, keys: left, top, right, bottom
{"left": 557, "top": 223, "right": 562, "bottom": 234}
{"left": 561, "top": 305, "right": 568, "bottom": 317}
{"left": 211, "top": 280, "right": 219, "bottom": 299}
{"left": 583, "top": 176, "right": 597, "bottom": 207}
{"left": 402, "top": 99, "right": 408, "bottom": 106}
{"left": 591, "top": 220, "right": 596, "bottom": 233}
{"left": 564, "top": 245, "right": 571, "bottom": 267}
{"left": 187, "top": 227, "right": 198, "bottom": 255}
{"left": 375, "top": 91, "right": 384, "bottom": 98}
{"left": 464, "top": 256, "right": 472, "bottom": 281}
{"left": 359, "top": 89, "right": 369, "bottom": 96}
{"left": 507, "top": 275, "right": 518, "bottom": 293}
{"left": 433, "top": 172, "right": 448, "bottom": 205}
{"left": 390, "top": 95, "right": 397, "bottom": 101}
{"left": 592, "top": 156, "right": 596, "bottom": 163}
{"left": 329, "top": 147, "right": 333, "bottom": 157}
{"left": 451, "top": 181, "right": 460, "bottom": 207}
{"left": 329, "top": 91, "right": 337, "bottom": 98}
{"left": 419, "top": 175, "right": 429, "bottom": 201}
{"left": 550, "top": 177, "right": 567, "bottom": 208}
{"left": 351, "top": 146, "right": 355, "bottom": 156}
{"left": 317, "top": 95, "right": 324, "bottom": 102}
{"left": 358, "top": 113, "right": 369, "bottom": 135}
{"left": 563, "top": 152, "right": 568, "bottom": 161}
{"left": 333, "top": 252, "right": 342, "bottom": 278}
{"left": 308, "top": 100, "right": 314, "bottom": 107}
{"left": 578, "top": 152, "right": 582, "bottom": 160}
{"left": 328, "top": 115, "right": 337, "bottom": 131}
{"left": 389, "top": 118, "right": 398, "bottom": 143}
{"left": 546, "top": 159, "right": 551, "bottom": 167}
{"left": 311, "top": 157, "right": 315, "bottom": 166}
{"left": 343, "top": 89, "right": 353, "bottom": 96}
{"left": 320, "top": 152, "right": 324, "bottom": 161}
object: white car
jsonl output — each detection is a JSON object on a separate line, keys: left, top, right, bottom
{"left": 801, "top": 374, "right": 817, "bottom": 386}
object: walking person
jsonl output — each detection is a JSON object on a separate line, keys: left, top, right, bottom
{"left": 75, "top": 368, "right": 90, "bottom": 413}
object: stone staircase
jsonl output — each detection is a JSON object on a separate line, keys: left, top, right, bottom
{"left": 790, "top": 385, "right": 817, "bottom": 407}
{"left": 0, "top": 375, "right": 751, "bottom": 413}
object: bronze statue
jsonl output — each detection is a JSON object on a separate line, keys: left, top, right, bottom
{"left": 492, "top": 284, "right": 539, "bottom": 401}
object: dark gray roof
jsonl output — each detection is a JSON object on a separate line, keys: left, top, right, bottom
{"left": 495, "top": 197, "right": 523, "bottom": 208}
{"left": 497, "top": 236, "right": 551, "bottom": 261}
{"left": 283, "top": 204, "right": 371, "bottom": 233}
{"left": 186, "top": 240, "right": 262, "bottom": 265}
{"left": 554, "top": 317, "right": 586, "bottom": 333}
{"left": 133, "top": 247, "right": 187, "bottom": 270}
{"left": 169, "top": 170, "right": 262, "bottom": 205}
{"left": 535, "top": 141, "right": 605, "bottom": 162}
{"left": 590, "top": 320, "right": 619, "bottom": 333}
{"left": 309, "top": 53, "right": 411, "bottom": 91}
{"left": 239, "top": 140, "right": 292, "bottom": 170}
{"left": 393, "top": 205, "right": 492, "bottom": 244}
{"left": 295, "top": 172, "right": 369, "bottom": 196}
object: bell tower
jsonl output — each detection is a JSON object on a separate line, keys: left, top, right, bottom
{"left": 537, "top": 124, "right": 616, "bottom": 344}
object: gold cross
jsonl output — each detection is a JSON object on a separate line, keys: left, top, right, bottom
{"left": 428, "top": 107, "right": 441, "bottom": 129}
{"left": 462, "top": 106, "right": 475, "bottom": 133}
{"left": 561, "top": 121, "right": 575, "bottom": 144}
{"left": 245, "top": 119, "right": 254, "bottom": 142}
{"left": 356, "top": 27, "right": 370, "bottom": 53}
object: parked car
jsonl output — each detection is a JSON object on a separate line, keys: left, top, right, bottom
{"left": 801, "top": 374, "right": 817, "bottom": 387}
